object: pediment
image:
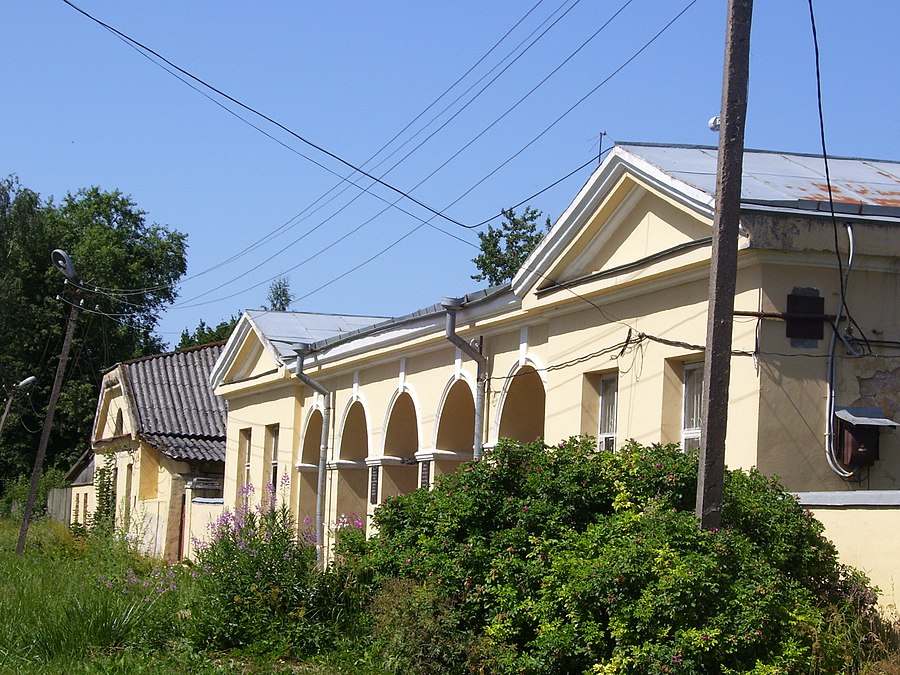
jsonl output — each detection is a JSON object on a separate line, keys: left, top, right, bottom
{"left": 92, "top": 369, "right": 135, "bottom": 444}
{"left": 512, "top": 148, "right": 715, "bottom": 305}
{"left": 544, "top": 180, "right": 712, "bottom": 290}
{"left": 222, "top": 326, "right": 281, "bottom": 384}
{"left": 211, "top": 314, "right": 285, "bottom": 390}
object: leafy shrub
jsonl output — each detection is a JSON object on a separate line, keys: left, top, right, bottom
{"left": 363, "top": 438, "right": 879, "bottom": 674}
{"left": 190, "top": 482, "right": 347, "bottom": 657}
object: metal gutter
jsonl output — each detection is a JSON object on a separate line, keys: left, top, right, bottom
{"left": 293, "top": 344, "right": 330, "bottom": 571}
{"left": 441, "top": 297, "right": 487, "bottom": 461}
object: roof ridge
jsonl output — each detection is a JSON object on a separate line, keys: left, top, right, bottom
{"left": 616, "top": 140, "right": 900, "bottom": 165}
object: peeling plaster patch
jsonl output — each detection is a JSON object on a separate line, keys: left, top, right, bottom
{"left": 744, "top": 214, "right": 802, "bottom": 250}
{"left": 852, "top": 366, "right": 900, "bottom": 420}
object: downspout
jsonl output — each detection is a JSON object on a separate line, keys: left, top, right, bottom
{"left": 293, "top": 343, "right": 331, "bottom": 570}
{"left": 441, "top": 298, "right": 488, "bottom": 461}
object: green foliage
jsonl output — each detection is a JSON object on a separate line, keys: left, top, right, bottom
{"left": 263, "top": 275, "right": 294, "bottom": 312}
{"left": 0, "top": 176, "right": 187, "bottom": 480}
{"left": 471, "top": 206, "right": 550, "bottom": 286}
{"left": 177, "top": 315, "right": 238, "bottom": 350}
{"left": 0, "top": 466, "right": 66, "bottom": 518}
{"left": 190, "top": 484, "right": 337, "bottom": 657}
{"left": 0, "top": 519, "right": 189, "bottom": 672}
{"left": 364, "top": 438, "right": 881, "bottom": 674}
{"left": 92, "top": 453, "right": 116, "bottom": 536}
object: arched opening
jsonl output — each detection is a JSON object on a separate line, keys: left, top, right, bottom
{"left": 498, "top": 365, "right": 546, "bottom": 443}
{"left": 298, "top": 410, "right": 322, "bottom": 532}
{"left": 434, "top": 379, "right": 476, "bottom": 478}
{"left": 337, "top": 401, "right": 368, "bottom": 528}
{"left": 382, "top": 392, "right": 419, "bottom": 498}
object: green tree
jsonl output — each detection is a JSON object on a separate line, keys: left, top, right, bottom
{"left": 0, "top": 176, "right": 187, "bottom": 482}
{"left": 177, "top": 315, "right": 238, "bottom": 350}
{"left": 263, "top": 275, "right": 293, "bottom": 312}
{"left": 471, "top": 206, "right": 550, "bottom": 286}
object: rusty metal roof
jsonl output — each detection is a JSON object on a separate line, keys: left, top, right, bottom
{"left": 618, "top": 142, "right": 900, "bottom": 216}
{"left": 122, "top": 342, "right": 226, "bottom": 463}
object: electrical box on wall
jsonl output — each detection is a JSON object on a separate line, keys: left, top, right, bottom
{"left": 786, "top": 289, "right": 825, "bottom": 340}
{"left": 834, "top": 406, "right": 898, "bottom": 468}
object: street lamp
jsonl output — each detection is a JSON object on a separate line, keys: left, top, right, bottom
{"left": 17, "top": 250, "right": 83, "bottom": 554}
{"left": 0, "top": 376, "right": 37, "bottom": 440}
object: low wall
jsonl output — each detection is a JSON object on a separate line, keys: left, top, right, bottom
{"left": 184, "top": 497, "right": 224, "bottom": 561}
{"left": 799, "top": 491, "right": 900, "bottom": 610}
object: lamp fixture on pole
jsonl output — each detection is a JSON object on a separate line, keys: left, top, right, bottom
{"left": 0, "top": 376, "right": 37, "bottom": 440}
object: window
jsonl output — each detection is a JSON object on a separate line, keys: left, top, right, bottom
{"left": 238, "top": 428, "right": 252, "bottom": 503}
{"left": 74, "top": 494, "right": 80, "bottom": 524}
{"left": 265, "top": 424, "right": 280, "bottom": 491}
{"left": 598, "top": 374, "right": 618, "bottom": 451}
{"left": 83, "top": 494, "right": 88, "bottom": 523}
{"left": 682, "top": 362, "right": 704, "bottom": 452}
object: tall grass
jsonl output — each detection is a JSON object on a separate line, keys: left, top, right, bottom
{"left": 0, "top": 519, "right": 187, "bottom": 672}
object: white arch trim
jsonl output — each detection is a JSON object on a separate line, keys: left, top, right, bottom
{"left": 335, "top": 393, "right": 372, "bottom": 462}
{"left": 381, "top": 383, "right": 423, "bottom": 458}
{"left": 489, "top": 354, "right": 548, "bottom": 446}
{"left": 430, "top": 372, "right": 477, "bottom": 452}
{"left": 297, "top": 406, "right": 326, "bottom": 472}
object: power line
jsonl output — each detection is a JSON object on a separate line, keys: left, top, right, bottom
{"left": 70, "top": 0, "right": 573, "bottom": 297}
{"left": 60, "top": 0, "right": 469, "bottom": 230}
{"left": 89, "top": 0, "right": 698, "bottom": 316}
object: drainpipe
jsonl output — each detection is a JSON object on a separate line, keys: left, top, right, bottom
{"left": 293, "top": 343, "right": 330, "bottom": 570}
{"left": 441, "top": 298, "right": 487, "bottom": 461}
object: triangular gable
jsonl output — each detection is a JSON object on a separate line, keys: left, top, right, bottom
{"left": 211, "top": 313, "right": 284, "bottom": 389}
{"left": 512, "top": 146, "right": 716, "bottom": 302}
{"left": 91, "top": 365, "right": 137, "bottom": 444}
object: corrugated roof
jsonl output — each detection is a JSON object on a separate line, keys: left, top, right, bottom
{"left": 618, "top": 142, "right": 900, "bottom": 216}
{"left": 122, "top": 342, "right": 226, "bottom": 463}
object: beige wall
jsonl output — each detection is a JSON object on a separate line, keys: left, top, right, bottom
{"left": 214, "top": 172, "right": 900, "bottom": 602}
{"left": 70, "top": 484, "right": 94, "bottom": 526}
{"left": 95, "top": 446, "right": 190, "bottom": 561}
{"left": 184, "top": 497, "right": 224, "bottom": 560}
{"left": 812, "top": 506, "right": 900, "bottom": 609}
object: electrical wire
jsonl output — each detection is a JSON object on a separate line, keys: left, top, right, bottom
{"left": 807, "top": 0, "right": 855, "bottom": 479}
{"left": 80, "top": 0, "right": 697, "bottom": 319}
{"left": 60, "top": 0, "right": 474, "bottom": 230}
{"left": 79, "top": 0, "right": 567, "bottom": 297}
{"left": 243, "top": 1, "right": 698, "bottom": 315}
{"left": 71, "top": 0, "right": 595, "bottom": 300}
{"left": 59, "top": 0, "right": 701, "bottom": 358}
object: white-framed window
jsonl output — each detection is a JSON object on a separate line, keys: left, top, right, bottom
{"left": 265, "top": 424, "right": 280, "bottom": 490}
{"left": 598, "top": 373, "right": 618, "bottom": 452}
{"left": 238, "top": 427, "right": 252, "bottom": 503}
{"left": 682, "top": 361, "right": 704, "bottom": 452}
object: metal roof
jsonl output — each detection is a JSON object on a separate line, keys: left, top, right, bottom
{"left": 122, "top": 342, "right": 227, "bottom": 463}
{"left": 246, "top": 310, "right": 389, "bottom": 360}
{"left": 618, "top": 142, "right": 900, "bottom": 216}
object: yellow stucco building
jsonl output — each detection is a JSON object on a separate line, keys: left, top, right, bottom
{"left": 91, "top": 343, "right": 227, "bottom": 561}
{"left": 206, "top": 143, "right": 900, "bottom": 603}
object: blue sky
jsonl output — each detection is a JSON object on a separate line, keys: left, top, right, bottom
{"left": 3, "top": 1, "right": 898, "bottom": 348}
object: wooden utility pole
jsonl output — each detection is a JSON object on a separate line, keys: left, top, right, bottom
{"left": 695, "top": 0, "right": 753, "bottom": 530}
{"left": 17, "top": 288, "right": 82, "bottom": 553}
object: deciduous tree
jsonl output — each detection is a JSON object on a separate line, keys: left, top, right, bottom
{"left": 471, "top": 206, "right": 550, "bottom": 286}
{"left": 0, "top": 176, "right": 187, "bottom": 481}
